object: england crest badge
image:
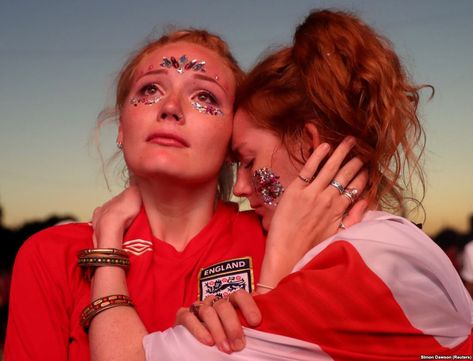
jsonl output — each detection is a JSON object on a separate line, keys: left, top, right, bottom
{"left": 198, "top": 257, "right": 254, "bottom": 300}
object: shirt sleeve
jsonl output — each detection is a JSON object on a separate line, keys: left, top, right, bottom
{"left": 143, "top": 325, "right": 329, "bottom": 361}
{"left": 4, "top": 232, "right": 71, "bottom": 361}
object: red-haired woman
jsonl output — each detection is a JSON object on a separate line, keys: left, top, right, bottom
{"left": 88, "top": 10, "right": 473, "bottom": 361}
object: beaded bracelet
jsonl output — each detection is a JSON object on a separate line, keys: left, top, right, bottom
{"left": 78, "top": 256, "right": 130, "bottom": 268}
{"left": 78, "top": 248, "right": 128, "bottom": 258}
{"left": 80, "top": 294, "right": 134, "bottom": 330}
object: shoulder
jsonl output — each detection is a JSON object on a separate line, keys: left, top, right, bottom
{"left": 17, "top": 222, "right": 93, "bottom": 260}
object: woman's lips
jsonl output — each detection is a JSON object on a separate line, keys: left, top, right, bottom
{"left": 146, "top": 132, "right": 189, "bottom": 148}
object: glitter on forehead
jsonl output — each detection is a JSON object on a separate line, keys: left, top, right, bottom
{"left": 160, "top": 55, "right": 206, "bottom": 74}
{"left": 191, "top": 101, "right": 224, "bottom": 116}
{"left": 252, "top": 167, "right": 285, "bottom": 206}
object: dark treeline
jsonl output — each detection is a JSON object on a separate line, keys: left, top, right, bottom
{"left": 0, "top": 204, "right": 77, "bottom": 351}
{"left": 431, "top": 214, "right": 473, "bottom": 273}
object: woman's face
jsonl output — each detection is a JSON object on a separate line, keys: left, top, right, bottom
{"left": 232, "top": 109, "right": 301, "bottom": 230}
{"left": 118, "top": 41, "right": 235, "bottom": 186}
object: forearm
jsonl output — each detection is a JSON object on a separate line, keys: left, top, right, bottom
{"left": 89, "top": 266, "right": 148, "bottom": 361}
{"left": 256, "top": 243, "right": 298, "bottom": 294}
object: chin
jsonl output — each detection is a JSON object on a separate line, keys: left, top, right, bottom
{"left": 261, "top": 214, "right": 272, "bottom": 232}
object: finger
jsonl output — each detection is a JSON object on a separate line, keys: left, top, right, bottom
{"left": 343, "top": 199, "right": 368, "bottom": 228}
{"left": 342, "top": 170, "right": 369, "bottom": 228}
{"left": 327, "top": 156, "right": 364, "bottom": 198}
{"left": 198, "top": 302, "right": 232, "bottom": 353}
{"left": 310, "top": 137, "right": 356, "bottom": 191}
{"left": 175, "top": 307, "right": 214, "bottom": 346}
{"left": 297, "top": 142, "right": 331, "bottom": 185}
{"left": 212, "top": 297, "right": 245, "bottom": 352}
{"left": 229, "top": 289, "right": 261, "bottom": 326}
{"left": 92, "top": 206, "right": 102, "bottom": 229}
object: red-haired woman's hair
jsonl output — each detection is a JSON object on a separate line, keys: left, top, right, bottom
{"left": 236, "top": 10, "right": 428, "bottom": 214}
{"left": 98, "top": 29, "right": 243, "bottom": 200}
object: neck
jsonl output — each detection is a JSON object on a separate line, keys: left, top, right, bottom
{"left": 136, "top": 177, "right": 220, "bottom": 252}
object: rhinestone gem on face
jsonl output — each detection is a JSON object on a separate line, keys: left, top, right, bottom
{"left": 160, "top": 55, "right": 207, "bottom": 74}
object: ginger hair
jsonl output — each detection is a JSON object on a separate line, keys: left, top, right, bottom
{"left": 236, "top": 10, "right": 428, "bottom": 214}
{"left": 97, "top": 28, "right": 243, "bottom": 201}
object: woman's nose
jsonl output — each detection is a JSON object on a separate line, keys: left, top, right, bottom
{"left": 233, "top": 167, "right": 253, "bottom": 198}
{"left": 159, "top": 95, "right": 184, "bottom": 122}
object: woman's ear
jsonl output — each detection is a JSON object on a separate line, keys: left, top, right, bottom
{"left": 301, "top": 122, "right": 321, "bottom": 157}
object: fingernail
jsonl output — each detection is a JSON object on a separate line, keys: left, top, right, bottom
{"left": 320, "top": 142, "right": 330, "bottom": 151}
{"left": 204, "top": 335, "right": 214, "bottom": 346}
{"left": 231, "top": 337, "right": 245, "bottom": 351}
{"left": 219, "top": 339, "right": 232, "bottom": 354}
{"left": 345, "top": 136, "right": 356, "bottom": 145}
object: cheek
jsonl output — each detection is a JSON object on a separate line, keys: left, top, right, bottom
{"left": 252, "top": 167, "right": 285, "bottom": 206}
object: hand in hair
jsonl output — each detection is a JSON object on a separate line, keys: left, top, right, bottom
{"left": 258, "top": 137, "right": 368, "bottom": 291}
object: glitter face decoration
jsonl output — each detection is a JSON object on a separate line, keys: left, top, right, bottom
{"left": 129, "top": 96, "right": 162, "bottom": 107}
{"left": 191, "top": 101, "right": 224, "bottom": 117}
{"left": 160, "top": 55, "right": 206, "bottom": 74}
{"left": 252, "top": 168, "right": 285, "bottom": 206}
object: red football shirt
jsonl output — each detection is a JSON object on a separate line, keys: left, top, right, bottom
{"left": 5, "top": 202, "right": 265, "bottom": 361}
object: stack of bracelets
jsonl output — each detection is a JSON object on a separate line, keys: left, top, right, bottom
{"left": 78, "top": 248, "right": 130, "bottom": 281}
{"left": 77, "top": 248, "right": 134, "bottom": 330}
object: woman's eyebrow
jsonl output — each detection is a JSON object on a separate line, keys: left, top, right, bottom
{"left": 135, "top": 69, "right": 167, "bottom": 81}
{"left": 193, "top": 73, "right": 227, "bottom": 95}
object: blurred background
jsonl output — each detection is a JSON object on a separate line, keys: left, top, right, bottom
{"left": 1, "top": 0, "right": 473, "bottom": 353}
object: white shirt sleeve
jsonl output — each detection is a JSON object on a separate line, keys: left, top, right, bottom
{"left": 143, "top": 326, "right": 332, "bottom": 361}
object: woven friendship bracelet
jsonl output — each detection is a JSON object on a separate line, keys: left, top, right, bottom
{"left": 80, "top": 294, "right": 134, "bottom": 330}
{"left": 78, "top": 248, "right": 128, "bottom": 258}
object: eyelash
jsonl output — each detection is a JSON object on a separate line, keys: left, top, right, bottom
{"left": 194, "top": 91, "right": 218, "bottom": 105}
{"left": 241, "top": 159, "right": 254, "bottom": 169}
{"left": 139, "top": 83, "right": 161, "bottom": 96}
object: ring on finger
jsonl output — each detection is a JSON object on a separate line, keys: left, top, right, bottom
{"left": 189, "top": 301, "right": 204, "bottom": 317}
{"left": 210, "top": 295, "right": 225, "bottom": 307}
{"left": 298, "top": 174, "right": 313, "bottom": 184}
{"left": 342, "top": 188, "right": 359, "bottom": 205}
{"left": 330, "top": 179, "right": 345, "bottom": 194}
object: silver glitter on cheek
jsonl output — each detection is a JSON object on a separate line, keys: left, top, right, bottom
{"left": 191, "top": 101, "right": 224, "bottom": 116}
{"left": 252, "top": 167, "right": 285, "bottom": 206}
{"left": 129, "top": 96, "right": 162, "bottom": 106}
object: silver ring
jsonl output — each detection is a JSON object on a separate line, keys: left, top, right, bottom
{"left": 338, "top": 222, "right": 346, "bottom": 230}
{"left": 330, "top": 179, "right": 345, "bottom": 194}
{"left": 298, "top": 174, "right": 312, "bottom": 184}
{"left": 210, "top": 295, "right": 224, "bottom": 307}
{"left": 342, "top": 188, "right": 359, "bottom": 205}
